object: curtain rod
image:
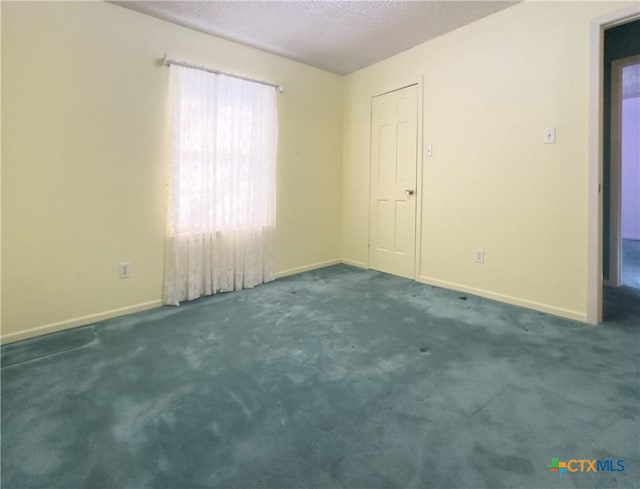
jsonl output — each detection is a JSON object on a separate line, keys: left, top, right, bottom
{"left": 163, "top": 54, "right": 284, "bottom": 93}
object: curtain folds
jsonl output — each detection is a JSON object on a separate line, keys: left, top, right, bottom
{"left": 164, "top": 65, "right": 277, "bottom": 306}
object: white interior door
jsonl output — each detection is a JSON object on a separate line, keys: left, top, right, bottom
{"left": 369, "top": 85, "right": 418, "bottom": 279}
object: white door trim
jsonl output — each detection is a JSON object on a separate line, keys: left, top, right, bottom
{"left": 414, "top": 76, "right": 425, "bottom": 281}
{"left": 588, "top": 5, "right": 640, "bottom": 324}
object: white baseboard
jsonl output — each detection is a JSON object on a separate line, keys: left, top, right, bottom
{"left": 275, "top": 259, "right": 342, "bottom": 279}
{"left": 417, "top": 275, "right": 587, "bottom": 322}
{"left": 1, "top": 300, "right": 163, "bottom": 345}
{"left": 3, "top": 264, "right": 586, "bottom": 344}
{"left": 4, "top": 260, "right": 345, "bottom": 345}
{"left": 340, "top": 258, "right": 368, "bottom": 269}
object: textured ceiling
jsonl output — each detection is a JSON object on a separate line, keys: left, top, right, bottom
{"left": 112, "top": 1, "right": 519, "bottom": 75}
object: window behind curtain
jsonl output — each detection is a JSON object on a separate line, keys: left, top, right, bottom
{"left": 164, "top": 65, "right": 277, "bottom": 305}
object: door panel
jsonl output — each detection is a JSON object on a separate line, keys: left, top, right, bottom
{"left": 396, "top": 121, "right": 411, "bottom": 181}
{"left": 369, "top": 85, "right": 418, "bottom": 279}
{"left": 376, "top": 200, "right": 393, "bottom": 251}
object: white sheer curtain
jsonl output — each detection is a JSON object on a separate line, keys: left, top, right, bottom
{"left": 163, "top": 65, "right": 277, "bottom": 306}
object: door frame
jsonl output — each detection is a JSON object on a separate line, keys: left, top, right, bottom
{"left": 588, "top": 5, "right": 640, "bottom": 323}
{"left": 367, "top": 80, "right": 424, "bottom": 280}
{"left": 608, "top": 54, "right": 640, "bottom": 288}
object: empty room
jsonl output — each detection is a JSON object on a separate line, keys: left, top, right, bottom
{"left": 1, "top": 1, "right": 639, "bottom": 488}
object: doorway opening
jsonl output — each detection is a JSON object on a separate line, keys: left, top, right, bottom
{"left": 603, "top": 21, "right": 640, "bottom": 294}
{"left": 589, "top": 8, "right": 639, "bottom": 323}
{"left": 617, "top": 59, "right": 640, "bottom": 290}
{"left": 599, "top": 18, "right": 640, "bottom": 322}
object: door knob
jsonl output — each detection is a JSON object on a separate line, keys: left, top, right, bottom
{"left": 405, "top": 189, "right": 415, "bottom": 196}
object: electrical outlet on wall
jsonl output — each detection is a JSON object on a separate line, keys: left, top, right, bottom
{"left": 474, "top": 249, "right": 485, "bottom": 264}
{"left": 119, "top": 262, "right": 131, "bottom": 279}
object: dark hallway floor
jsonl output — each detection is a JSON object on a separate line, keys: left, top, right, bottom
{"left": 2, "top": 265, "right": 639, "bottom": 489}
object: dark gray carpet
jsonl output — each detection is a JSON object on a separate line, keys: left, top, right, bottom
{"left": 2, "top": 265, "right": 639, "bottom": 489}
{"left": 622, "top": 239, "right": 640, "bottom": 290}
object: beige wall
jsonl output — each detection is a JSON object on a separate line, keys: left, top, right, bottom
{"left": 342, "top": 1, "right": 632, "bottom": 321}
{"left": 3, "top": 1, "right": 635, "bottom": 342}
{"left": 1, "top": 1, "right": 342, "bottom": 342}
